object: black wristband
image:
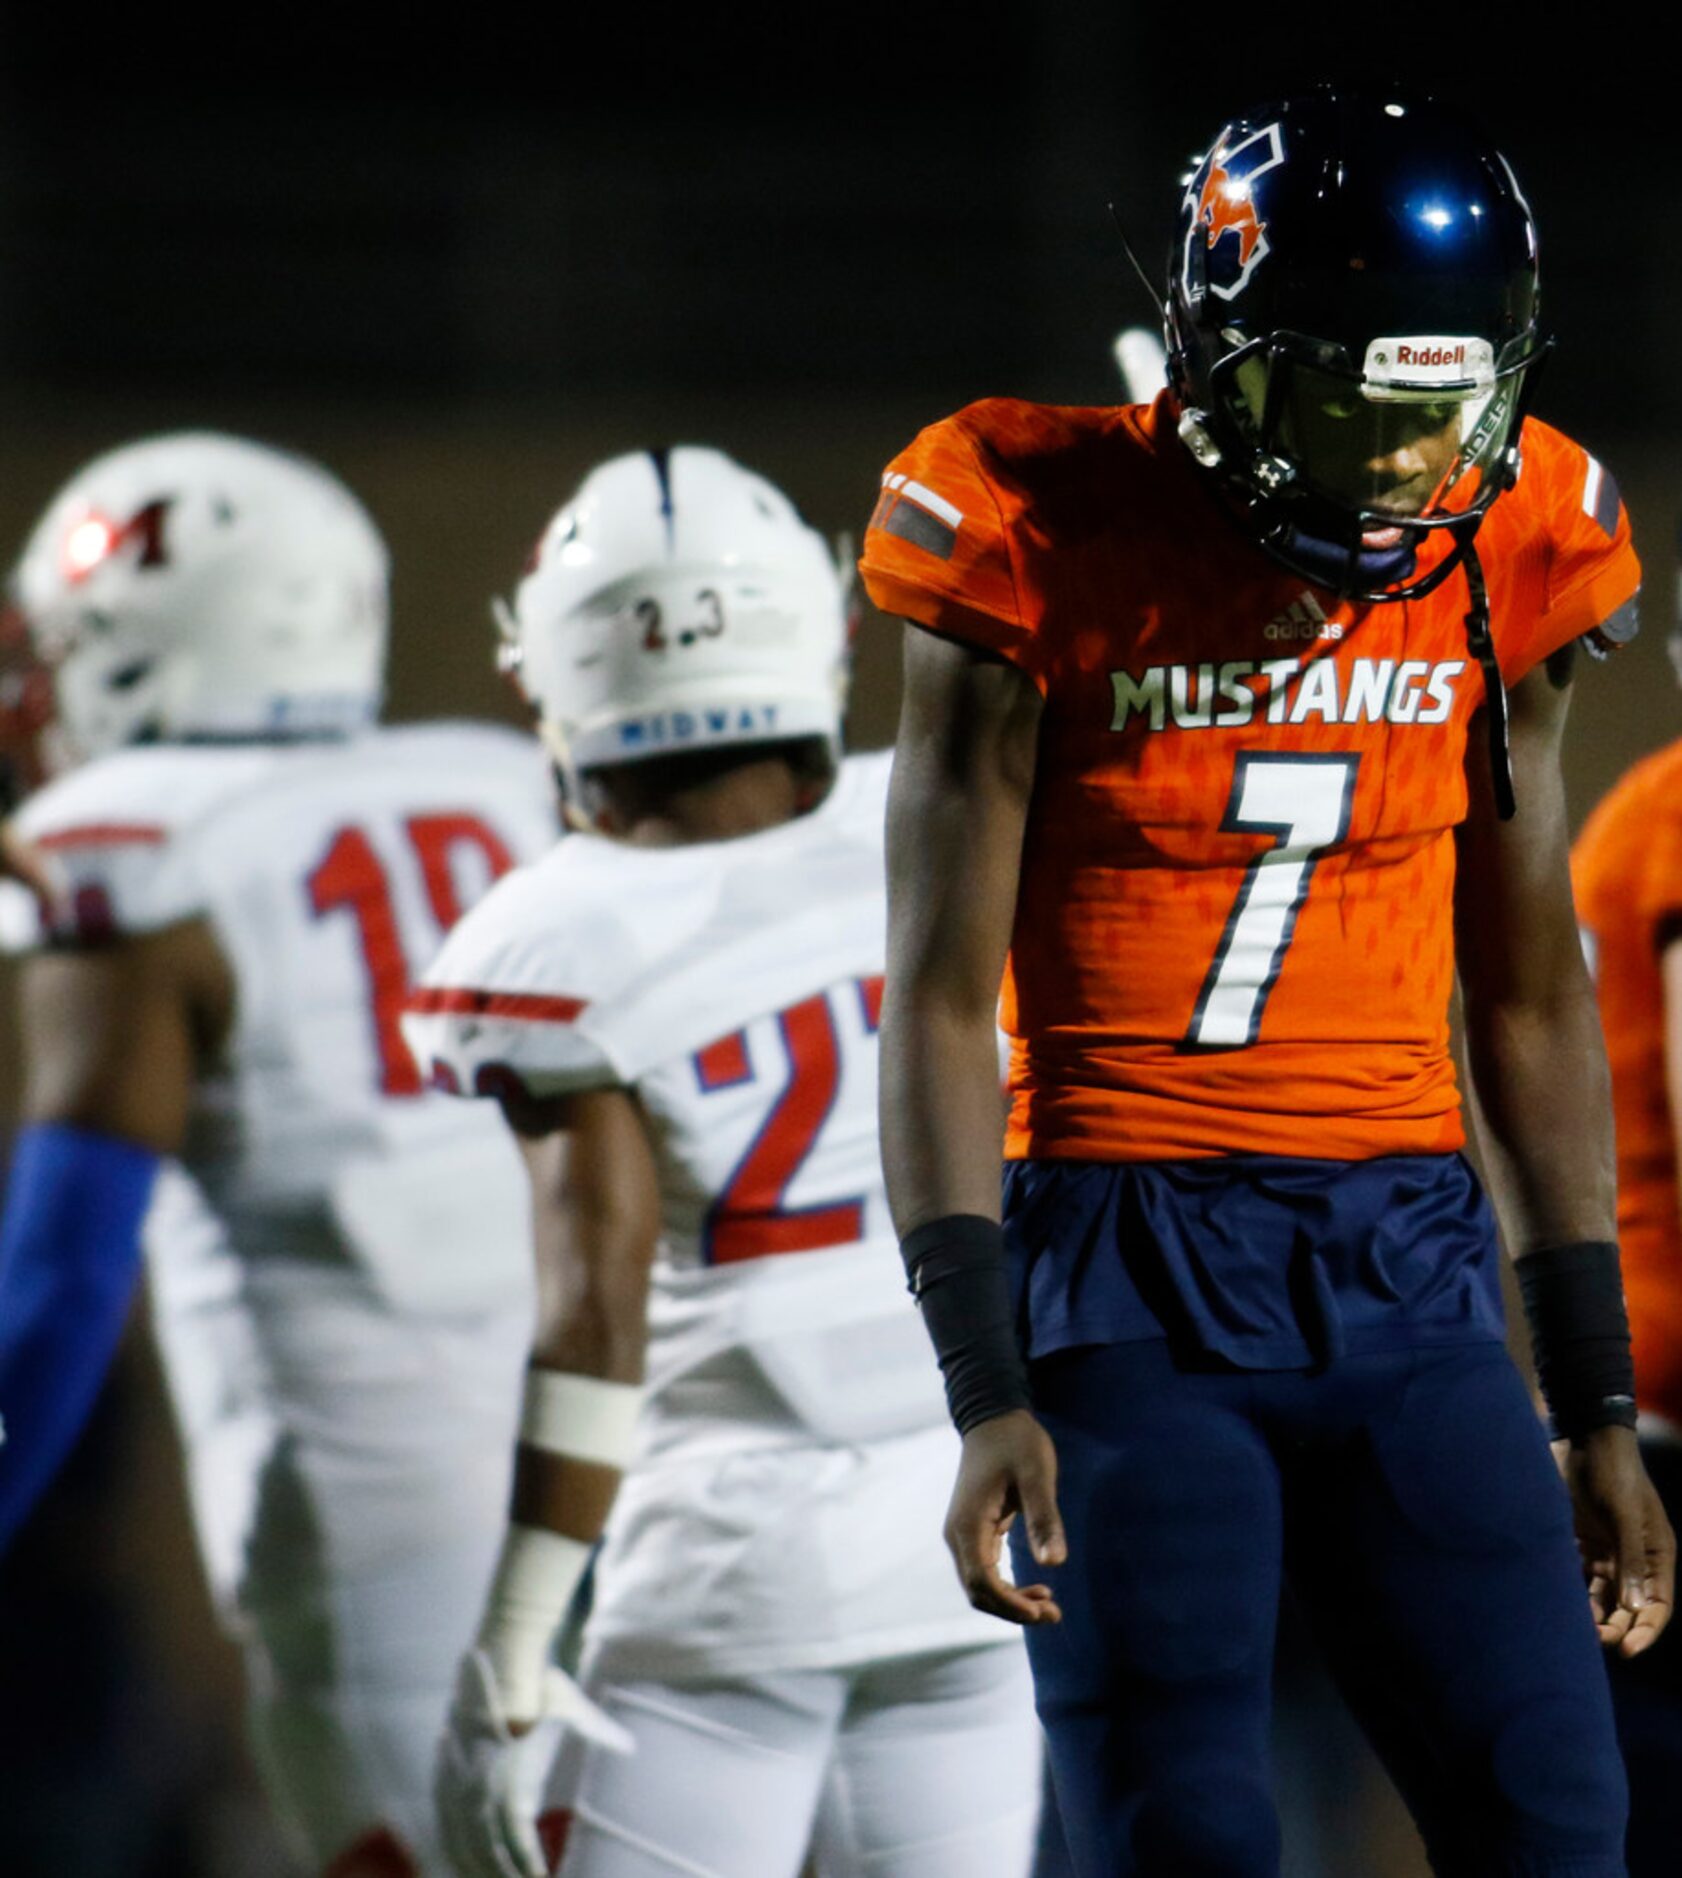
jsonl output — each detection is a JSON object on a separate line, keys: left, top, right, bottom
{"left": 900, "top": 1214, "right": 1033, "bottom": 1435}
{"left": 1515, "top": 1240, "right": 1639, "bottom": 1443}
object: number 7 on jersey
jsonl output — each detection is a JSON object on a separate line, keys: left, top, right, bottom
{"left": 1187, "top": 753, "right": 1359, "bottom": 1048}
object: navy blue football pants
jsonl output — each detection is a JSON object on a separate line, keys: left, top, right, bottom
{"left": 1012, "top": 1339, "right": 1627, "bottom": 1877}
{"left": 1607, "top": 1440, "right": 1682, "bottom": 1877}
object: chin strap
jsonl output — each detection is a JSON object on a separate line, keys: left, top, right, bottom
{"left": 1460, "top": 542, "right": 1516, "bottom": 821}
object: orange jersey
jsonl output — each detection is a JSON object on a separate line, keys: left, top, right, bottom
{"left": 861, "top": 393, "right": 1639, "bottom": 1161}
{"left": 1574, "top": 743, "right": 1682, "bottom": 1426}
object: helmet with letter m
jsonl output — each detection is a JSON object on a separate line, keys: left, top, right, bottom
{"left": 7, "top": 431, "right": 389, "bottom": 776}
{"left": 497, "top": 446, "right": 849, "bottom": 813}
{"left": 1165, "top": 84, "right": 1546, "bottom": 603}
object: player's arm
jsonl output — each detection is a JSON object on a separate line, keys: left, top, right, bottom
{"left": 882, "top": 621, "right": 1065, "bottom": 1626}
{"left": 1, "top": 821, "right": 53, "bottom": 901}
{"left": 485, "top": 1081, "right": 657, "bottom": 1717}
{"left": 0, "top": 920, "right": 231, "bottom": 1548}
{"left": 437, "top": 1082, "right": 654, "bottom": 1878}
{"left": 1456, "top": 647, "right": 1675, "bottom": 1655}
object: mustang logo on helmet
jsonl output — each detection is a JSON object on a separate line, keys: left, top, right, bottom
{"left": 1184, "top": 123, "right": 1286, "bottom": 302}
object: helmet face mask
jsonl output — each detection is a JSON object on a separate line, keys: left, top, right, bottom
{"left": 1166, "top": 88, "right": 1546, "bottom": 600}
{"left": 503, "top": 447, "right": 849, "bottom": 807}
{"left": 10, "top": 433, "right": 389, "bottom": 771}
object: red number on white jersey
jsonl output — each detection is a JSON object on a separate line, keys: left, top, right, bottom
{"left": 308, "top": 815, "right": 517, "bottom": 1097}
{"left": 695, "top": 975, "right": 882, "bottom": 1264}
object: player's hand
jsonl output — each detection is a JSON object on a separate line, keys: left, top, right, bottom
{"left": 944, "top": 1408, "right": 1067, "bottom": 1626}
{"left": 1561, "top": 1425, "right": 1676, "bottom": 1658}
{"left": 435, "top": 1648, "right": 633, "bottom": 1878}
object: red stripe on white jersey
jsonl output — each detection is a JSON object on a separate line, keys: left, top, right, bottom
{"left": 406, "top": 985, "right": 589, "bottom": 1023}
{"left": 35, "top": 822, "right": 167, "bottom": 851}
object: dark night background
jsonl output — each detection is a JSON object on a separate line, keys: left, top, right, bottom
{"left": 0, "top": 11, "right": 1672, "bottom": 1873}
{"left": 2, "top": 15, "right": 1671, "bottom": 788}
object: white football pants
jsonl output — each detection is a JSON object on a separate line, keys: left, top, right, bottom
{"left": 555, "top": 1643, "right": 1041, "bottom": 1878}
{"left": 145, "top": 1192, "right": 529, "bottom": 1878}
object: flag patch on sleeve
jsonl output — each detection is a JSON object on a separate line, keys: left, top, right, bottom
{"left": 870, "top": 474, "right": 963, "bottom": 561}
{"left": 1581, "top": 455, "right": 1621, "bottom": 538}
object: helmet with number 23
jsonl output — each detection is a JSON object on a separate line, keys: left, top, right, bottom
{"left": 498, "top": 446, "right": 849, "bottom": 801}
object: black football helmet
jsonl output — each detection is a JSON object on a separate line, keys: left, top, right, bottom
{"left": 1166, "top": 86, "right": 1546, "bottom": 604}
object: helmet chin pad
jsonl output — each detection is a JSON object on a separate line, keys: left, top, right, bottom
{"left": 1271, "top": 525, "right": 1419, "bottom": 595}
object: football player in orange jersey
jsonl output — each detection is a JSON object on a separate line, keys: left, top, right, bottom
{"left": 865, "top": 86, "right": 1674, "bottom": 1877}
{"left": 1572, "top": 640, "right": 1682, "bottom": 1874}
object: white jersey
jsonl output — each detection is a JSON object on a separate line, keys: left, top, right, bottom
{"left": 7, "top": 722, "right": 564, "bottom": 1871}
{"left": 13, "top": 721, "right": 558, "bottom": 1316}
{"left": 406, "top": 752, "right": 1008, "bottom": 1676}
{"left": 406, "top": 749, "right": 944, "bottom": 1452}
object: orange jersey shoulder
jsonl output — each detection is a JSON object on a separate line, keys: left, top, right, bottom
{"left": 1575, "top": 736, "right": 1682, "bottom": 941}
{"left": 862, "top": 399, "right": 1639, "bottom": 691}
{"left": 859, "top": 397, "right": 1163, "bottom": 687}
{"left": 866, "top": 396, "right": 1643, "bottom": 1163}
{"left": 1478, "top": 418, "right": 1641, "bottom": 681}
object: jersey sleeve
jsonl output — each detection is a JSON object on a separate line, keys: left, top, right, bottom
{"left": 1631, "top": 804, "right": 1682, "bottom": 946}
{"left": 1495, "top": 423, "right": 1641, "bottom": 682}
{"left": 1573, "top": 753, "right": 1682, "bottom": 963}
{"left": 858, "top": 404, "right": 1044, "bottom": 684}
{"left": 402, "top": 846, "right": 639, "bottom": 1101}
{"left": 10, "top": 757, "right": 210, "bottom": 945}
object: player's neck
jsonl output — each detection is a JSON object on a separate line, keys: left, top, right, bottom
{"left": 616, "top": 757, "right": 829, "bottom": 848}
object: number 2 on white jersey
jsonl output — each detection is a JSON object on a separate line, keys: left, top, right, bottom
{"left": 694, "top": 976, "right": 882, "bottom": 1264}
{"left": 1187, "top": 753, "right": 1359, "bottom": 1048}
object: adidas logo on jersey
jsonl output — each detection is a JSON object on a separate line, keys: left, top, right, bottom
{"left": 1109, "top": 656, "right": 1467, "bottom": 732}
{"left": 1263, "top": 595, "right": 1342, "bottom": 642}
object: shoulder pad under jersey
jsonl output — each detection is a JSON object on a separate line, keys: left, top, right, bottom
{"left": 11, "top": 745, "right": 281, "bottom": 945}
{"left": 404, "top": 832, "right": 666, "bottom": 1100}
{"left": 405, "top": 750, "right": 891, "bottom": 1100}
{"left": 1490, "top": 421, "right": 1640, "bottom": 679}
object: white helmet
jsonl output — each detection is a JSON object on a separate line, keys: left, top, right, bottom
{"left": 11, "top": 431, "right": 389, "bottom": 766}
{"left": 499, "top": 447, "right": 848, "bottom": 788}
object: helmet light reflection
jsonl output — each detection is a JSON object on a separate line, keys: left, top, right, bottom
{"left": 62, "top": 514, "right": 120, "bottom": 584}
